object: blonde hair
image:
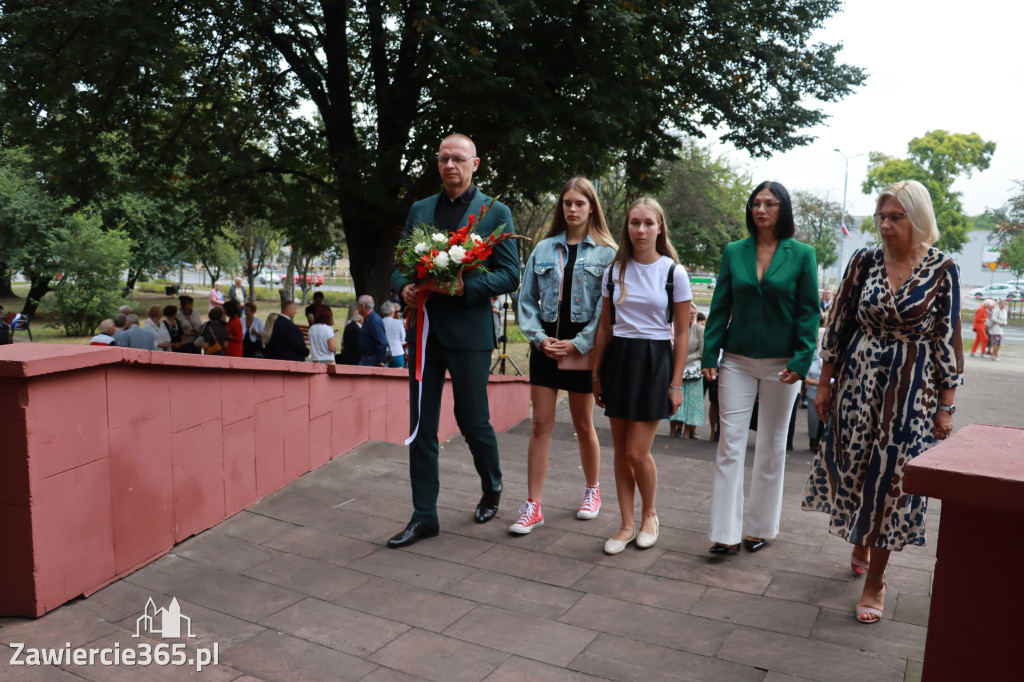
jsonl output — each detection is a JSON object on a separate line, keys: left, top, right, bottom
{"left": 875, "top": 180, "right": 939, "bottom": 246}
{"left": 609, "top": 197, "right": 679, "bottom": 303}
{"left": 263, "top": 312, "right": 280, "bottom": 347}
{"left": 545, "top": 177, "right": 617, "bottom": 248}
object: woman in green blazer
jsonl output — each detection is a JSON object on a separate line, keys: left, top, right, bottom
{"left": 701, "top": 181, "right": 820, "bottom": 555}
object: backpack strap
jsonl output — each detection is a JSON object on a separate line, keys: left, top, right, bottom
{"left": 666, "top": 262, "right": 677, "bottom": 324}
{"left": 606, "top": 267, "right": 616, "bottom": 326}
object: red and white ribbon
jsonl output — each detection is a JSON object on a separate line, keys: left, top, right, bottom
{"left": 404, "top": 293, "right": 431, "bottom": 445}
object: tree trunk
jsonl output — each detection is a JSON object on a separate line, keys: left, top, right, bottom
{"left": 0, "top": 264, "right": 15, "bottom": 299}
{"left": 122, "top": 268, "right": 140, "bottom": 298}
{"left": 279, "top": 249, "right": 298, "bottom": 306}
{"left": 340, "top": 196, "right": 406, "bottom": 308}
{"left": 20, "top": 275, "right": 53, "bottom": 318}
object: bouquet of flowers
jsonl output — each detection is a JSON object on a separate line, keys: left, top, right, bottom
{"left": 394, "top": 195, "right": 525, "bottom": 295}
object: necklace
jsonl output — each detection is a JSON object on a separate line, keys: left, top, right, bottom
{"left": 634, "top": 256, "right": 658, "bottom": 277}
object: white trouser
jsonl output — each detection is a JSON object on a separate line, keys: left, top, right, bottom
{"left": 709, "top": 352, "right": 800, "bottom": 544}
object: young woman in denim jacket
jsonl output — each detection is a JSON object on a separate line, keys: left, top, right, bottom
{"left": 511, "top": 177, "right": 617, "bottom": 534}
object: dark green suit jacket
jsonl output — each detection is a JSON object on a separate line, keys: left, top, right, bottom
{"left": 702, "top": 237, "right": 820, "bottom": 377}
{"left": 390, "top": 188, "right": 520, "bottom": 351}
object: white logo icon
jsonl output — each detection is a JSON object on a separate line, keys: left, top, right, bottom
{"left": 133, "top": 597, "right": 196, "bottom": 639}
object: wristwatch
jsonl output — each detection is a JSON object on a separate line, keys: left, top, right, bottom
{"left": 937, "top": 404, "right": 956, "bottom": 415}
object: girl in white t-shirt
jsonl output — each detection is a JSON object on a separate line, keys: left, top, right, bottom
{"left": 591, "top": 197, "right": 693, "bottom": 555}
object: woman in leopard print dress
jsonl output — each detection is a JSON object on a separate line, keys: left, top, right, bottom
{"left": 803, "top": 180, "right": 963, "bottom": 624}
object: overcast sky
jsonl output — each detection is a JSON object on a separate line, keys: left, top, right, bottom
{"left": 708, "top": 0, "right": 1021, "bottom": 219}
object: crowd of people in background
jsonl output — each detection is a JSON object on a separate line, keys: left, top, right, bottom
{"left": 87, "top": 282, "right": 409, "bottom": 367}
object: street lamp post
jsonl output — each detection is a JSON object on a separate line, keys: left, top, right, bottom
{"left": 834, "top": 148, "right": 864, "bottom": 286}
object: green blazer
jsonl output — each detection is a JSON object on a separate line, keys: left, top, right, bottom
{"left": 701, "top": 237, "right": 820, "bottom": 377}
{"left": 390, "top": 188, "right": 520, "bottom": 351}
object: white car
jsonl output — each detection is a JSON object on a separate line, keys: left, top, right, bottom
{"left": 970, "top": 283, "right": 1021, "bottom": 301}
{"left": 257, "top": 271, "right": 282, "bottom": 285}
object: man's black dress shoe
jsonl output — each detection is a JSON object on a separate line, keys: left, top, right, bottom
{"left": 708, "top": 543, "right": 740, "bottom": 555}
{"left": 387, "top": 520, "right": 439, "bottom": 548}
{"left": 474, "top": 490, "right": 501, "bottom": 524}
{"left": 743, "top": 538, "right": 766, "bottom": 552}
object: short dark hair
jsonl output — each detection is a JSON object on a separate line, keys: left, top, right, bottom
{"left": 114, "top": 314, "right": 127, "bottom": 328}
{"left": 178, "top": 294, "right": 194, "bottom": 306}
{"left": 162, "top": 305, "right": 178, "bottom": 317}
{"left": 280, "top": 300, "right": 294, "bottom": 313}
{"left": 696, "top": 312, "right": 706, "bottom": 322}
{"left": 312, "top": 291, "right": 325, "bottom": 301}
{"left": 223, "top": 299, "right": 240, "bottom": 319}
{"left": 746, "top": 181, "right": 795, "bottom": 240}
{"left": 208, "top": 306, "right": 224, "bottom": 321}
{"left": 313, "top": 305, "right": 333, "bottom": 325}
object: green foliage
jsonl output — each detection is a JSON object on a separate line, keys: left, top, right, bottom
{"left": 988, "top": 180, "right": 1024, "bottom": 252}
{"left": 792, "top": 189, "right": 848, "bottom": 270}
{"left": 0, "top": 0, "right": 865, "bottom": 307}
{"left": 1001, "top": 231, "right": 1024, "bottom": 281}
{"left": 49, "top": 212, "right": 131, "bottom": 336}
{"left": 655, "top": 141, "right": 750, "bottom": 272}
{"left": 0, "top": 148, "right": 66, "bottom": 279}
{"left": 862, "top": 130, "right": 996, "bottom": 254}
{"left": 195, "top": 234, "right": 241, "bottom": 284}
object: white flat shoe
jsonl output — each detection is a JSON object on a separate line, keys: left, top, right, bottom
{"left": 636, "top": 516, "right": 659, "bottom": 549}
{"left": 603, "top": 529, "right": 636, "bottom": 555}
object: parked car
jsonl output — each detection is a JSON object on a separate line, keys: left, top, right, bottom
{"left": 970, "top": 283, "right": 1022, "bottom": 301}
{"left": 1004, "top": 279, "right": 1024, "bottom": 294}
{"left": 256, "top": 271, "right": 282, "bottom": 285}
{"left": 295, "top": 273, "right": 324, "bottom": 285}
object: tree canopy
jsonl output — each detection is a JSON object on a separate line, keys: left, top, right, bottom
{"left": 1, "top": 0, "right": 866, "bottom": 304}
{"left": 862, "top": 130, "right": 996, "bottom": 254}
{"left": 792, "top": 189, "right": 845, "bottom": 271}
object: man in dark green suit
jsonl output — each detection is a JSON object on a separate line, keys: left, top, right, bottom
{"left": 387, "top": 134, "right": 521, "bottom": 548}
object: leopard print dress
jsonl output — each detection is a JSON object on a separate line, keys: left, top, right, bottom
{"left": 802, "top": 246, "right": 964, "bottom": 550}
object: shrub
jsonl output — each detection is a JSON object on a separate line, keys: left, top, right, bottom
{"left": 49, "top": 212, "right": 131, "bottom": 336}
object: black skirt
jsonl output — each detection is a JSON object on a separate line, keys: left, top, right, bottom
{"left": 600, "top": 336, "right": 673, "bottom": 421}
{"left": 529, "top": 319, "right": 592, "bottom": 394}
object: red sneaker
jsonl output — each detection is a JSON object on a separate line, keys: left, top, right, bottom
{"left": 577, "top": 485, "right": 601, "bottom": 519}
{"left": 509, "top": 500, "right": 544, "bottom": 534}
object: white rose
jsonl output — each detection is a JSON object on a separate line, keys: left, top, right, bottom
{"left": 448, "top": 245, "right": 467, "bottom": 262}
{"left": 433, "top": 251, "right": 450, "bottom": 268}
{"left": 414, "top": 242, "right": 428, "bottom": 254}
{"left": 471, "top": 234, "right": 483, "bottom": 244}
{"left": 432, "top": 232, "right": 447, "bottom": 243}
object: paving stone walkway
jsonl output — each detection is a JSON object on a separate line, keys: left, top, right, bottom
{"left": 4, "top": 355, "right": 1017, "bottom": 681}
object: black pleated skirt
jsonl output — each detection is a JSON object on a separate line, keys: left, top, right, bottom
{"left": 600, "top": 336, "right": 673, "bottom": 421}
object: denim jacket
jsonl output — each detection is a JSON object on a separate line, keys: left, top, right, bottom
{"left": 518, "top": 233, "right": 616, "bottom": 355}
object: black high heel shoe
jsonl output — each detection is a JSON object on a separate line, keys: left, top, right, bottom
{"left": 743, "top": 537, "right": 766, "bottom": 552}
{"left": 708, "top": 543, "right": 740, "bottom": 555}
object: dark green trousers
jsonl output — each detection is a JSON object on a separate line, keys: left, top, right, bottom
{"left": 407, "top": 335, "right": 502, "bottom": 523}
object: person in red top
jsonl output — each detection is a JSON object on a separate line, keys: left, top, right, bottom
{"left": 223, "top": 300, "right": 245, "bottom": 357}
{"left": 970, "top": 299, "right": 993, "bottom": 357}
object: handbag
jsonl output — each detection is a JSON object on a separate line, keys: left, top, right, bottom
{"left": 555, "top": 246, "right": 595, "bottom": 372}
{"left": 682, "top": 360, "right": 702, "bottom": 380}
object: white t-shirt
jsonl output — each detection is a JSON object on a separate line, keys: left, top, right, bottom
{"left": 383, "top": 316, "right": 406, "bottom": 357}
{"left": 308, "top": 323, "right": 336, "bottom": 362}
{"left": 601, "top": 256, "right": 693, "bottom": 340}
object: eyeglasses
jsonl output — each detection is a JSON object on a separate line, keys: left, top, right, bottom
{"left": 748, "top": 201, "right": 780, "bottom": 211}
{"left": 437, "top": 154, "right": 477, "bottom": 164}
{"left": 874, "top": 212, "right": 908, "bottom": 223}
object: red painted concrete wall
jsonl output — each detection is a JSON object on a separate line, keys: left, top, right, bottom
{"left": 0, "top": 344, "right": 530, "bottom": 618}
{"left": 904, "top": 424, "right": 1024, "bottom": 680}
